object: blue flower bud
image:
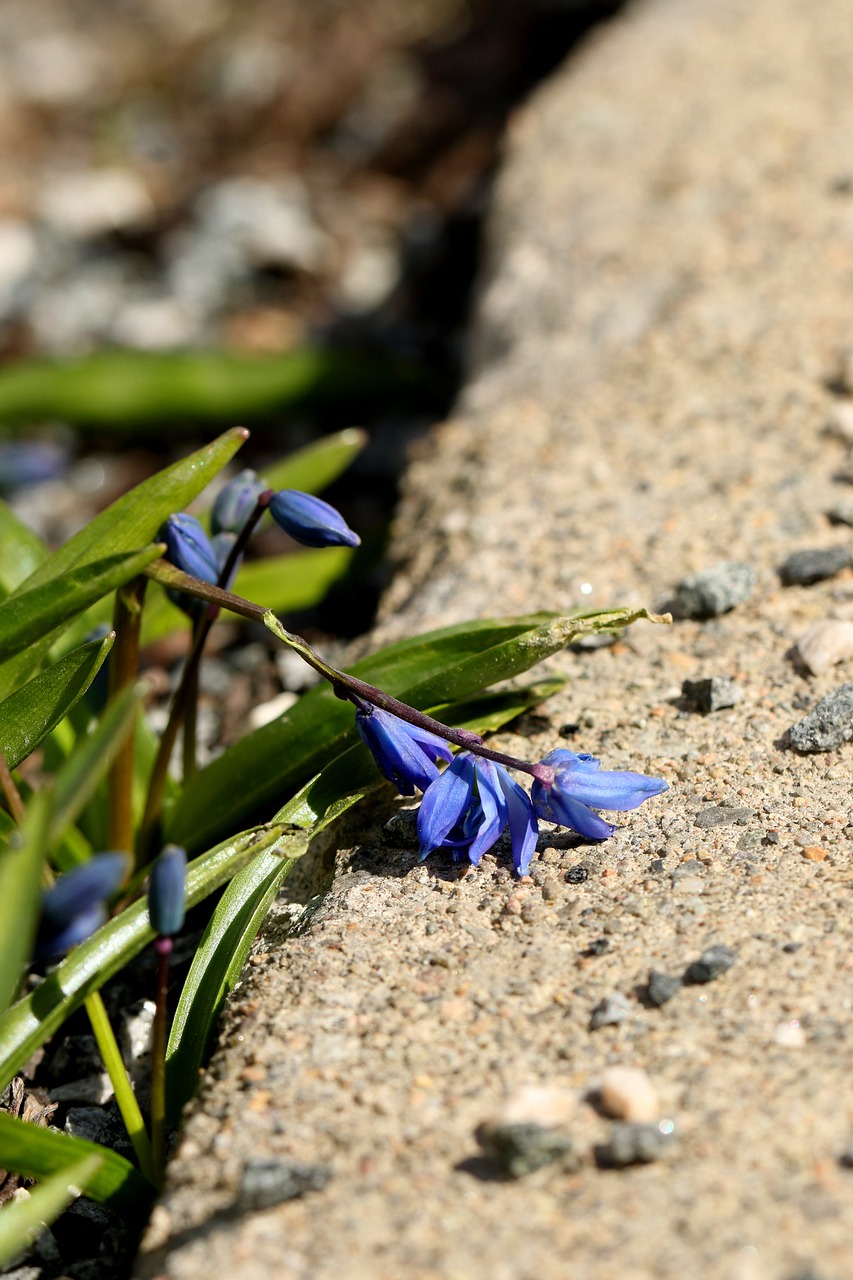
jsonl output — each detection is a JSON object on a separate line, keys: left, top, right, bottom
{"left": 211, "top": 531, "right": 241, "bottom": 591}
{"left": 41, "top": 853, "right": 130, "bottom": 929}
{"left": 148, "top": 844, "right": 187, "bottom": 938}
{"left": 35, "top": 853, "right": 130, "bottom": 962}
{"left": 159, "top": 513, "right": 220, "bottom": 584}
{"left": 268, "top": 490, "right": 360, "bottom": 550}
{"left": 211, "top": 470, "right": 267, "bottom": 536}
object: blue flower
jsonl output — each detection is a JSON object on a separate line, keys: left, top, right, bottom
{"left": 417, "top": 752, "right": 538, "bottom": 876}
{"left": 268, "top": 490, "right": 360, "bottom": 549}
{"left": 148, "top": 844, "right": 187, "bottom": 938}
{"left": 356, "top": 706, "right": 453, "bottom": 796}
{"left": 211, "top": 469, "right": 267, "bottom": 536}
{"left": 531, "top": 749, "right": 668, "bottom": 841}
{"left": 36, "top": 853, "right": 130, "bottom": 963}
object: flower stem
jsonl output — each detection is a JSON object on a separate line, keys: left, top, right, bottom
{"left": 84, "top": 991, "right": 155, "bottom": 1185}
{"left": 108, "top": 577, "right": 146, "bottom": 862}
{"left": 140, "top": 495, "right": 272, "bottom": 860}
{"left": 150, "top": 936, "right": 172, "bottom": 1183}
{"left": 0, "top": 750, "right": 25, "bottom": 827}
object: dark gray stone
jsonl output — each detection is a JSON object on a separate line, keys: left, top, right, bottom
{"left": 685, "top": 944, "right": 737, "bottom": 984}
{"left": 673, "top": 562, "right": 755, "bottom": 618}
{"left": 647, "top": 971, "right": 682, "bottom": 1007}
{"left": 789, "top": 683, "right": 853, "bottom": 752}
{"left": 236, "top": 1159, "right": 331, "bottom": 1212}
{"left": 595, "top": 1122, "right": 675, "bottom": 1168}
{"left": 481, "top": 1123, "right": 576, "bottom": 1178}
{"left": 681, "top": 676, "right": 743, "bottom": 713}
{"left": 779, "top": 546, "right": 852, "bottom": 586}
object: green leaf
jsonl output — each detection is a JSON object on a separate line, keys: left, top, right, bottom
{"left": 0, "top": 1150, "right": 104, "bottom": 1268}
{"left": 0, "top": 634, "right": 114, "bottom": 772}
{"left": 164, "top": 676, "right": 563, "bottom": 1117}
{"left": 0, "top": 1112, "right": 148, "bottom": 1213}
{"left": 50, "top": 683, "right": 140, "bottom": 846}
{"left": 0, "top": 350, "right": 418, "bottom": 431}
{"left": 0, "top": 428, "right": 246, "bottom": 697}
{"left": 0, "top": 792, "right": 51, "bottom": 1013}
{"left": 262, "top": 428, "right": 367, "bottom": 494}
{"left": 0, "top": 824, "right": 299, "bottom": 1092}
{"left": 0, "top": 544, "right": 161, "bottom": 671}
{"left": 0, "top": 501, "right": 48, "bottom": 602}
{"left": 167, "top": 608, "right": 662, "bottom": 852}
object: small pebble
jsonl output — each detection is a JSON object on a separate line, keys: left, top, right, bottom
{"left": 827, "top": 496, "right": 853, "bottom": 527}
{"left": 681, "top": 676, "right": 742, "bottom": 713}
{"left": 825, "top": 397, "right": 853, "bottom": 442}
{"left": 694, "top": 805, "right": 753, "bottom": 828}
{"left": 589, "top": 993, "right": 632, "bottom": 1029}
{"left": 647, "top": 970, "right": 682, "bottom": 1006}
{"left": 779, "top": 547, "right": 852, "bottom": 586}
{"left": 476, "top": 1087, "right": 578, "bottom": 1178}
{"left": 237, "top": 1159, "right": 331, "bottom": 1211}
{"left": 673, "top": 562, "right": 755, "bottom": 619}
{"left": 795, "top": 620, "right": 853, "bottom": 675}
{"left": 789, "top": 682, "right": 853, "bottom": 752}
{"left": 685, "top": 944, "right": 737, "bottom": 984}
{"left": 594, "top": 1121, "right": 675, "bottom": 1169}
{"left": 800, "top": 846, "right": 828, "bottom": 861}
{"left": 772, "top": 1020, "right": 806, "bottom": 1048}
{"left": 565, "top": 865, "right": 589, "bottom": 884}
{"left": 597, "top": 1067, "right": 660, "bottom": 1123}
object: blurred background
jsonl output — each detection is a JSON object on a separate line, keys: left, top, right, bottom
{"left": 0, "top": 0, "right": 622, "bottom": 632}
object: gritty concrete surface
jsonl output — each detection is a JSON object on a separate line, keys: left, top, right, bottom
{"left": 137, "top": 1, "right": 853, "bottom": 1277}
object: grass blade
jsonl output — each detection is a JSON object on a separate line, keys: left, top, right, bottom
{"left": 0, "top": 1152, "right": 104, "bottom": 1268}
{"left": 0, "top": 1112, "right": 149, "bottom": 1212}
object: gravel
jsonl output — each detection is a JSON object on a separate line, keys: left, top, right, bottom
{"left": 594, "top": 1122, "right": 675, "bottom": 1169}
{"left": 779, "top": 547, "right": 853, "bottom": 586}
{"left": 789, "top": 683, "right": 853, "bottom": 752}
{"left": 685, "top": 945, "right": 737, "bottom": 984}
{"left": 681, "top": 676, "right": 743, "bottom": 713}
{"left": 672, "top": 563, "right": 755, "bottom": 619}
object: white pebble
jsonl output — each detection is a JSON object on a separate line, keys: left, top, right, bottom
{"left": 795, "top": 620, "right": 853, "bottom": 675}
{"left": 598, "top": 1066, "right": 660, "bottom": 1123}
{"left": 247, "top": 690, "right": 299, "bottom": 730}
{"left": 772, "top": 1020, "right": 806, "bottom": 1048}
{"left": 482, "top": 1085, "right": 578, "bottom": 1131}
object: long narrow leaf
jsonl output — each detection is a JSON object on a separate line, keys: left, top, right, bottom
{"left": 263, "top": 427, "right": 367, "bottom": 494}
{"left": 165, "top": 677, "right": 562, "bottom": 1118}
{"left": 0, "top": 792, "right": 51, "bottom": 1013}
{"left": 0, "top": 1112, "right": 148, "bottom": 1212}
{"left": 0, "top": 500, "right": 48, "bottom": 601}
{"left": 168, "top": 608, "right": 662, "bottom": 851}
{"left": 0, "top": 824, "right": 301, "bottom": 1091}
{"left": 0, "top": 634, "right": 114, "bottom": 772}
{"left": 0, "top": 1152, "right": 103, "bottom": 1268}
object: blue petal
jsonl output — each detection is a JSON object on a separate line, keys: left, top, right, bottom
{"left": 268, "top": 490, "right": 361, "bottom": 550}
{"left": 533, "top": 785, "right": 615, "bottom": 840}
{"left": 356, "top": 708, "right": 451, "bottom": 795}
{"left": 148, "top": 844, "right": 188, "bottom": 938}
{"left": 560, "top": 765, "right": 667, "bottom": 812}
{"left": 35, "top": 903, "right": 107, "bottom": 963}
{"left": 465, "top": 759, "right": 507, "bottom": 865}
{"left": 159, "top": 513, "right": 219, "bottom": 583}
{"left": 496, "top": 766, "right": 538, "bottom": 876}
{"left": 211, "top": 469, "right": 267, "bottom": 536}
{"left": 418, "top": 754, "right": 476, "bottom": 858}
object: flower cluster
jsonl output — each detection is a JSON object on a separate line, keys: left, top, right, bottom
{"left": 356, "top": 709, "right": 667, "bottom": 876}
{"left": 159, "top": 470, "right": 360, "bottom": 614}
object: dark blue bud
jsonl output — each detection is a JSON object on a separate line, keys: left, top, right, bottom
{"left": 211, "top": 470, "right": 267, "bottom": 536}
{"left": 34, "top": 903, "right": 107, "bottom": 963}
{"left": 41, "top": 853, "right": 130, "bottom": 930}
{"left": 159, "top": 513, "right": 219, "bottom": 584}
{"left": 148, "top": 844, "right": 187, "bottom": 938}
{"left": 268, "top": 490, "right": 360, "bottom": 550}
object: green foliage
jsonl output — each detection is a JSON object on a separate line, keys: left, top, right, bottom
{"left": 0, "top": 420, "right": 667, "bottom": 1261}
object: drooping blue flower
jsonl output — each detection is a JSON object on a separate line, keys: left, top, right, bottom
{"left": 268, "top": 490, "right": 361, "bottom": 550}
{"left": 417, "top": 752, "right": 538, "bottom": 876}
{"left": 148, "top": 844, "right": 187, "bottom": 938}
{"left": 211, "top": 469, "right": 267, "bottom": 536}
{"left": 35, "top": 853, "right": 130, "bottom": 963}
{"left": 356, "top": 706, "right": 453, "bottom": 796}
{"left": 531, "top": 748, "right": 668, "bottom": 841}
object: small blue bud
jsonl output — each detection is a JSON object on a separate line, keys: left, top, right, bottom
{"left": 211, "top": 470, "right": 267, "bottom": 536}
{"left": 159, "top": 513, "right": 219, "bottom": 584}
{"left": 148, "top": 844, "right": 187, "bottom": 938}
{"left": 41, "top": 853, "right": 130, "bottom": 929}
{"left": 268, "top": 490, "right": 360, "bottom": 550}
